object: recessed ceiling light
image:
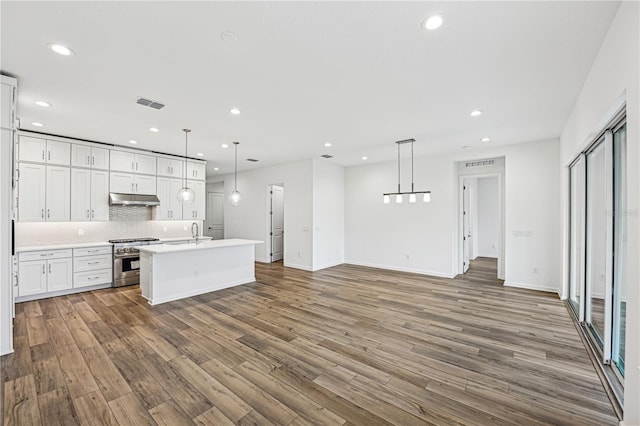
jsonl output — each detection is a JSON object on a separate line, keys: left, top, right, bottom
{"left": 32, "top": 122, "right": 44, "bottom": 127}
{"left": 213, "top": 167, "right": 219, "bottom": 171}
{"left": 462, "top": 145, "right": 471, "bottom": 149}
{"left": 149, "top": 127, "right": 159, "bottom": 132}
{"left": 129, "top": 140, "right": 137, "bottom": 144}
{"left": 469, "top": 109, "right": 483, "bottom": 117}
{"left": 230, "top": 108, "right": 240, "bottom": 115}
{"left": 423, "top": 15, "right": 444, "bottom": 30}
{"left": 324, "top": 142, "right": 332, "bottom": 147}
{"left": 197, "top": 152, "right": 204, "bottom": 157}
{"left": 362, "top": 156, "right": 368, "bottom": 160}
{"left": 35, "top": 101, "right": 52, "bottom": 107}
{"left": 220, "top": 31, "right": 239, "bottom": 42}
{"left": 221, "top": 143, "right": 229, "bottom": 148}
{"left": 49, "top": 44, "right": 74, "bottom": 56}
{"left": 481, "top": 137, "right": 491, "bottom": 142}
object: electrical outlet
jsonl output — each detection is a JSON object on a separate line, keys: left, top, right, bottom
{"left": 297, "top": 251, "right": 302, "bottom": 258}
{"left": 532, "top": 267, "right": 538, "bottom": 274}
{"left": 78, "top": 228, "right": 85, "bottom": 236}
{"left": 405, "top": 254, "right": 410, "bottom": 260}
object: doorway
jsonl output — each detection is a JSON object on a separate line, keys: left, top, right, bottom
{"left": 269, "top": 184, "right": 284, "bottom": 262}
{"left": 459, "top": 172, "right": 504, "bottom": 279}
{"left": 205, "top": 182, "right": 224, "bottom": 240}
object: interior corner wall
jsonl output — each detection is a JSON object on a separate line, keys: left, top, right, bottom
{"left": 477, "top": 177, "right": 500, "bottom": 258}
{"left": 559, "top": 2, "right": 639, "bottom": 423}
{"left": 312, "top": 160, "right": 345, "bottom": 271}
{"left": 214, "top": 160, "right": 314, "bottom": 270}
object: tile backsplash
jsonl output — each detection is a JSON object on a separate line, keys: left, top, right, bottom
{"left": 15, "top": 206, "right": 203, "bottom": 247}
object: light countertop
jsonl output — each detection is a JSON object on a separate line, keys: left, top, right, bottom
{"left": 137, "top": 239, "right": 263, "bottom": 254}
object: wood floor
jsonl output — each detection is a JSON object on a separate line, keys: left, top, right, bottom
{"left": 2, "top": 258, "right": 617, "bottom": 425}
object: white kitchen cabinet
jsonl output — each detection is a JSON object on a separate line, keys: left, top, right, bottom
{"left": 157, "top": 157, "right": 184, "bottom": 178}
{"left": 71, "top": 169, "right": 109, "bottom": 221}
{"left": 71, "top": 144, "right": 109, "bottom": 170}
{"left": 17, "top": 163, "right": 46, "bottom": 221}
{"left": 110, "top": 172, "right": 156, "bottom": 195}
{"left": 155, "top": 177, "right": 183, "bottom": 220}
{"left": 45, "top": 166, "right": 71, "bottom": 221}
{"left": 17, "top": 249, "right": 73, "bottom": 297}
{"left": 1, "top": 78, "right": 16, "bottom": 128}
{"left": 110, "top": 150, "right": 156, "bottom": 175}
{"left": 17, "top": 260, "right": 47, "bottom": 297}
{"left": 18, "top": 136, "right": 70, "bottom": 166}
{"left": 186, "top": 161, "right": 206, "bottom": 180}
{"left": 183, "top": 180, "right": 206, "bottom": 220}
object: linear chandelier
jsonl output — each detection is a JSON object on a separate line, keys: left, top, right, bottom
{"left": 383, "top": 138, "right": 431, "bottom": 204}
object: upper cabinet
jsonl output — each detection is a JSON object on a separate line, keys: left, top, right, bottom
{"left": 186, "top": 161, "right": 206, "bottom": 180}
{"left": 1, "top": 76, "right": 16, "bottom": 129}
{"left": 18, "top": 136, "right": 70, "bottom": 166}
{"left": 71, "top": 144, "right": 109, "bottom": 170}
{"left": 110, "top": 150, "right": 156, "bottom": 175}
{"left": 157, "top": 157, "right": 184, "bottom": 178}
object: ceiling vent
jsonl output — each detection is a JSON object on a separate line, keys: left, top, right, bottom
{"left": 465, "top": 159, "right": 495, "bottom": 168}
{"left": 136, "top": 97, "right": 165, "bottom": 110}
{"left": 246, "top": 158, "right": 259, "bottom": 162}
{"left": 321, "top": 154, "right": 333, "bottom": 158}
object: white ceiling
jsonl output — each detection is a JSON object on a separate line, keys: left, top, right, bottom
{"left": 1, "top": 1, "right": 620, "bottom": 178}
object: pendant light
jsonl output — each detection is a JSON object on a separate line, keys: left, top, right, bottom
{"left": 382, "top": 138, "right": 431, "bottom": 204}
{"left": 229, "top": 141, "right": 242, "bottom": 206}
{"left": 177, "top": 129, "right": 195, "bottom": 204}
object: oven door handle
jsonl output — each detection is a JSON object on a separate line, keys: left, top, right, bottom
{"left": 114, "top": 254, "right": 140, "bottom": 260}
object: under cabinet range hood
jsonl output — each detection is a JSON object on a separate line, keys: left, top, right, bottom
{"left": 109, "top": 193, "right": 161, "bottom": 206}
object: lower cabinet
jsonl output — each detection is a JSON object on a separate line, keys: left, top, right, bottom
{"left": 17, "top": 246, "right": 112, "bottom": 300}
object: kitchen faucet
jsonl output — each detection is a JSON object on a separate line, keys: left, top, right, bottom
{"left": 191, "top": 222, "right": 199, "bottom": 244}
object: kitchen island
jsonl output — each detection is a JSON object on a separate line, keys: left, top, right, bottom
{"left": 137, "top": 238, "right": 262, "bottom": 305}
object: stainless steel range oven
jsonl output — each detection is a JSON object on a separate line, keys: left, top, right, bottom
{"left": 109, "top": 238, "right": 161, "bottom": 287}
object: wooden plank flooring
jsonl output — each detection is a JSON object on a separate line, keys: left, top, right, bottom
{"left": 2, "top": 258, "right": 617, "bottom": 425}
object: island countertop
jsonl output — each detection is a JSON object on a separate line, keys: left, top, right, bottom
{"left": 136, "top": 238, "right": 263, "bottom": 254}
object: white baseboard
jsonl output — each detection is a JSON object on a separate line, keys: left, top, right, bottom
{"left": 476, "top": 253, "right": 498, "bottom": 259}
{"left": 284, "top": 263, "right": 313, "bottom": 271}
{"left": 345, "top": 260, "right": 455, "bottom": 279}
{"left": 312, "top": 260, "right": 344, "bottom": 271}
{"left": 504, "top": 280, "right": 559, "bottom": 295}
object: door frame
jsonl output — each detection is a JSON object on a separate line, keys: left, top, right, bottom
{"left": 266, "top": 183, "right": 284, "bottom": 263}
{"left": 458, "top": 172, "right": 504, "bottom": 279}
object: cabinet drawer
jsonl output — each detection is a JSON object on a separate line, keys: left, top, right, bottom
{"left": 73, "top": 255, "right": 112, "bottom": 272}
{"left": 73, "top": 246, "right": 112, "bottom": 257}
{"left": 19, "top": 249, "right": 73, "bottom": 262}
{"left": 74, "top": 269, "right": 112, "bottom": 288}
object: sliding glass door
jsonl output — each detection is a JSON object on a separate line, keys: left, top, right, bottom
{"left": 567, "top": 113, "right": 626, "bottom": 393}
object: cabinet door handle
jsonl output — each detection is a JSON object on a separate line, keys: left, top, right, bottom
{"left": 48, "top": 151, "right": 51, "bottom": 161}
{"left": 131, "top": 161, "right": 135, "bottom": 171}
{"left": 48, "top": 264, "right": 52, "bottom": 274}
{"left": 135, "top": 162, "right": 138, "bottom": 171}
{"left": 41, "top": 209, "right": 44, "bottom": 219}
{"left": 131, "top": 182, "right": 135, "bottom": 192}
{"left": 135, "top": 183, "right": 138, "bottom": 191}
{"left": 91, "top": 156, "right": 95, "bottom": 166}
{"left": 87, "top": 209, "right": 90, "bottom": 219}
{"left": 88, "top": 261, "right": 99, "bottom": 265}
{"left": 42, "top": 264, "right": 45, "bottom": 274}
{"left": 47, "top": 209, "right": 50, "bottom": 219}
{"left": 91, "top": 209, "right": 95, "bottom": 219}
{"left": 42, "top": 150, "right": 45, "bottom": 160}
{"left": 87, "top": 155, "right": 91, "bottom": 165}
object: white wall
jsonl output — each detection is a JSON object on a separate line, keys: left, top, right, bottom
{"left": 312, "top": 160, "right": 345, "bottom": 270}
{"left": 345, "top": 139, "right": 560, "bottom": 292}
{"left": 477, "top": 177, "right": 500, "bottom": 258}
{"left": 214, "top": 160, "right": 314, "bottom": 270}
{"left": 559, "top": 2, "right": 639, "bottom": 423}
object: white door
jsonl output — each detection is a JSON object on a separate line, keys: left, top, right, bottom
{"left": 463, "top": 182, "right": 470, "bottom": 273}
{"left": 71, "top": 144, "right": 92, "bottom": 168}
{"left": 18, "top": 163, "right": 46, "bottom": 221}
{"left": 91, "top": 147, "right": 110, "bottom": 170}
{"left": 18, "top": 136, "right": 46, "bottom": 163}
{"left": 169, "top": 178, "right": 184, "bottom": 219}
{"left": 155, "top": 177, "right": 171, "bottom": 220}
{"left": 206, "top": 192, "right": 224, "bottom": 239}
{"left": 45, "top": 166, "right": 71, "bottom": 221}
{"left": 135, "top": 153, "right": 157, "bottom": 175}
{"left": 134, "top": 174, "right": 156, "bottom": 195}
{"left": 110, "top": 150, "right": 135, "bottom": 172}
{"left": 270, "top": 185, "right": 284, "bottom": 262}
{"left": 18, "top": 260, "right": 47, "bottom": 296}
{"left": 70, "top": 168, "right": 91, "bottom": 221}
{"left": 91, "top": 170, "right": 110, "bottom": 220}
{"left": 47, "top": 258, "right": 73, "bottom": 291}
{"left": 187, "top": 162, "right": 206, "bottom": 180}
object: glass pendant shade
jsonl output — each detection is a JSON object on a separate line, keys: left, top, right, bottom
{"left": 424, "top": 192, "right": 431, "bottom": 203}
{"left": 409, "top": 193, "right": 417, "bottom": 203}
{"left": 383, "top": 194, "right": 390, "bottom": 204}
{"left": 177, "top": 187, "right": 195, "bottom": 204}
{"left": 230, "top": 190, "right": 242, "bottom": 206}
{"left": 395, "top": 194, "right": 403, "bottom": 203}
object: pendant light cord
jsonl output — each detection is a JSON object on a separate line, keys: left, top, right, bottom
{"left": 411, "top": 140, "right": 414, "bottom": 192}
{"left": 233, "top": 142, "right": 239, "bottom": 192}
{"left": 397, "top": 141, "right": 401, "bottom": 193}
{"left": 182, "top": 129, "right": 191, "bottom": 188}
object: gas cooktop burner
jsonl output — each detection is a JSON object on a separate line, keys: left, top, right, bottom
{"left": 109, "top": 238, "right": 160, "bottom": 244}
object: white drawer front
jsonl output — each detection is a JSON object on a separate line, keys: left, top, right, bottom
{"left": 73, "top": 246, "right": 112, "bottom": 257}
{"left": 73, "top": 255, "right": 112, "bottom": 272}
{"left": 19, "top": 249, "right": 73, "bottom": 262}
{"left": 74, "top": 269, "right": 112, "bottom": 288}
